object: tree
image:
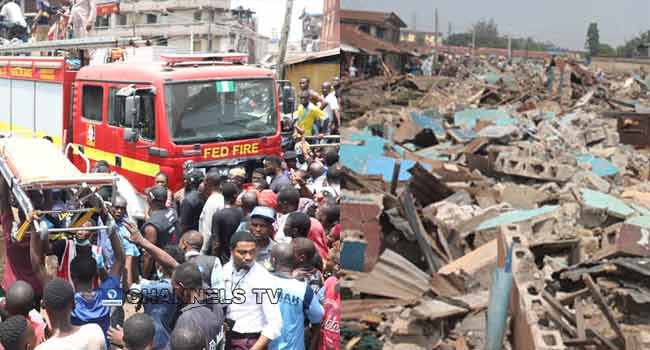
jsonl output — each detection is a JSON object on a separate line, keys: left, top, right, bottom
{"left": 441, "top": 19, "right": 554, "bottom": 52}
{"left": 585, "top": 22, "right": 600, "bottom": 57}
{"left": 472, "top": 19, "right": 499, "bottom": 47}
{"left": 617, "top": 30, "right": 650, "bottom": 58}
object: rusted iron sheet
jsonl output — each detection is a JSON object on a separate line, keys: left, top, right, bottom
{"left": 341, "top": 193, "right": 383, "bottom": 272}
{"left": 407, "top": 163, "right": 454, "bottom": 207}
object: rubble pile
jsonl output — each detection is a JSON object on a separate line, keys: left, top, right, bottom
{"left": 340, "top": 58, "right": 650, "bottom": 350}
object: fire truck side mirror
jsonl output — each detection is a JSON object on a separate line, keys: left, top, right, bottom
{"left": 124, "top": 95, "right": 141, "bottom": 129}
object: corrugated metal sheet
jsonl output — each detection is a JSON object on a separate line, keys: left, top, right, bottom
{"left": 341, "top": 299, "right": 409, "bottom": 320}
{"left": 341, "top": 249, "right": 432, "bottom": 300}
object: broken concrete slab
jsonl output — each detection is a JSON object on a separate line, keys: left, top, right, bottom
{"left": 500, "top": 184, "right": 547, "bottom": 209}
{"left": 575, "top": 154, "right": 619, "bottom": 177}
{"left": 454, "top": 108, "right": 517, "bottom": 129}
{"left": 579, "top": 188, "right": 636, "bottom": 219}
{"left": 493, "top": 153, "right": 576, "bottom": 182}
{"left": 571, "top": 171, "right": 612, "bottom": 193}
{"left": 475, "top": 205, "right": 560, "bottom": 232}
{"left": 476, "top": 125, "right": 520, "bottom": 139}
{"left": 596, "top": 223, "right": 650, "bottom": 259}
{"left": 438, "top": 240, "right": 498, "bottom": 276}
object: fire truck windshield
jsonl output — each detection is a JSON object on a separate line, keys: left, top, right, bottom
{"left": 164, "top": 79, "right": 278, "bottom": 145}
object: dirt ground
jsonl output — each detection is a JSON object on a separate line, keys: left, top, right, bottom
{"left": 592, "top": 57, "right": 650, "bottom": 74}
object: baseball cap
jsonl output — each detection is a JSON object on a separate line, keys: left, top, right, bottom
{"left": 250, "top": 206, "right": 276, "bottom": 223}
{"left": 147, "top": 184, "right": 168, "bottom": 203}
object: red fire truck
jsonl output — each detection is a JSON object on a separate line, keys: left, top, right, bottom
{"left": 0, "top": 53, "right": 282, "bottom": 194}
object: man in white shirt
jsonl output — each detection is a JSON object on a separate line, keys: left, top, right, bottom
{"left": 223, "top": 231, "right": 282, "bottom": 350}
{"left": 198, "top": 171, "right": 225, "bottom": 254}
{"left": 320, "top": 82, "right": 340, "bottom": 135}
{"left": 0, "top": 0, "right": 28, "bottom": 41}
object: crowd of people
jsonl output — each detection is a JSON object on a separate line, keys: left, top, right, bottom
{"left": 0, "top": 74, "right": 342, "bottom": 350}
{"left": 0, "top": 0, "right": 95, "bottom": 43}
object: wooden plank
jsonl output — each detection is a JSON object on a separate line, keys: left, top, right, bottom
{"left": 400, "top": 188, "right": 443, "bottom": 273}
{"left": 438, "top": 239, "right": 497, "bottom": 275}
{"left": 583, "top": 275, "right": 626, "bottom": 348}
{"left": 390, "top": 159, "right": 401, "bottom": 195}
{"left": 542, "top": 290, "right": 577, "bottom": 325}
{"left": 575, "top": 297, "right": 586, "bottom": 339}
{"left": 545, "top": 306, "right": 578, "bottom": 338}
{"left": 587, "top": 329, "right": 621, "bottom": 350}
{"left": 557, "top": 288, "right": 590, "bottom": 305}
{"left": 430, "top": 273, "right": 462, "bottom": 297}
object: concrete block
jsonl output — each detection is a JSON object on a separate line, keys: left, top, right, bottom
{"left": 498, "top": 224, "right": 568, "bottom": 350}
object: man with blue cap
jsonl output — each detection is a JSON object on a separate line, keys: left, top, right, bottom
{"left": 248, "top": 206, "right": 277, "bottom": 271}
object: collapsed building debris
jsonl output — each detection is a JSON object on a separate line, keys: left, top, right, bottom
{"left": 340, "top": 54, "right": 650, "bottom": 349}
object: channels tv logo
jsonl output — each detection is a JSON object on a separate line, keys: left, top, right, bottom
{"left": 101, "top": 288, "right": 124, "bottom": 307}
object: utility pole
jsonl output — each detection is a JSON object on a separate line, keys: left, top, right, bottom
{"left": 434, "top": 8, "right": 438, "bottom": 49}
{"left": 277, "top": 0, "right": 294, "bottom": 80}
{"left": 472, "top": 28, "right": 476, "bottom": 56}
{"left": 448, "top": 21, "right": 451, "bottom": 38}
{"left": 508, "top": 34, "right": 512, "bottom": 62}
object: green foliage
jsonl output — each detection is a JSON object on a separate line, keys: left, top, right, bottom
{"left": 443, "top": 19, "right": 552, "bottom": 52}
{"left": 585, "top": 22, "right": 600, "bottom": 57}
{"left": 616, "top": 30, "right": 650, "bottom": 58}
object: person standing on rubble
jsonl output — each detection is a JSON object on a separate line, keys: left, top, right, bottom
{"left": 545, "top": 56, "right": 557, "bottom": 94}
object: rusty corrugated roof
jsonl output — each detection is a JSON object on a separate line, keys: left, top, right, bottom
{"left": 340, "top": 9, "right": 407, "bottom": 28}
{"left": 341, "top": 24, "right": 404, "bottom": 54}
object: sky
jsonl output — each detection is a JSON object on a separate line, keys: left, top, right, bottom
{"left": 342, "top": 0, "right": 650, "bottom": 50}
{"left": 231, "top": 0, "right": 324, "bottom": 41}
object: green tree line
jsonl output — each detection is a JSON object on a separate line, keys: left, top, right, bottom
{"left": 443, "top": 19, "right": 554, "bottom": 52}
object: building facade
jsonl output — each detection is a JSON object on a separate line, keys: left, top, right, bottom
{"left": 340, "top": 9, "right": 407, "bottom": 74}
{"left": 299, "top": 9, "right": 322, "bottom": 52}
{"left": 340, "top": 10, "right": 406, "bottom": 44}
{"left": 90, "top": 0, "right": 268, "bottom": 62}
{"left": 400, "top": 29, "right": 443, "bottom": 47}
{"left": 320, "top": 0, "right": 339, "bottom": 51}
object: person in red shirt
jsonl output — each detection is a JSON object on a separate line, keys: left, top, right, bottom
{"left": 319, "top": 246, "right": 341, "bottom": 350}
{"left": 0, "top": 178, "right": 46, "bottom": 303}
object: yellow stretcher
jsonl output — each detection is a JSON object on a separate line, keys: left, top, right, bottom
{"left": 0, "top": 137, "right": 118, "bottom": 241}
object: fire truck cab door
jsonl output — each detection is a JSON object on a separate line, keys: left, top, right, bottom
{"left": 106, "top": 84, "right": 161, "bottom": 192}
